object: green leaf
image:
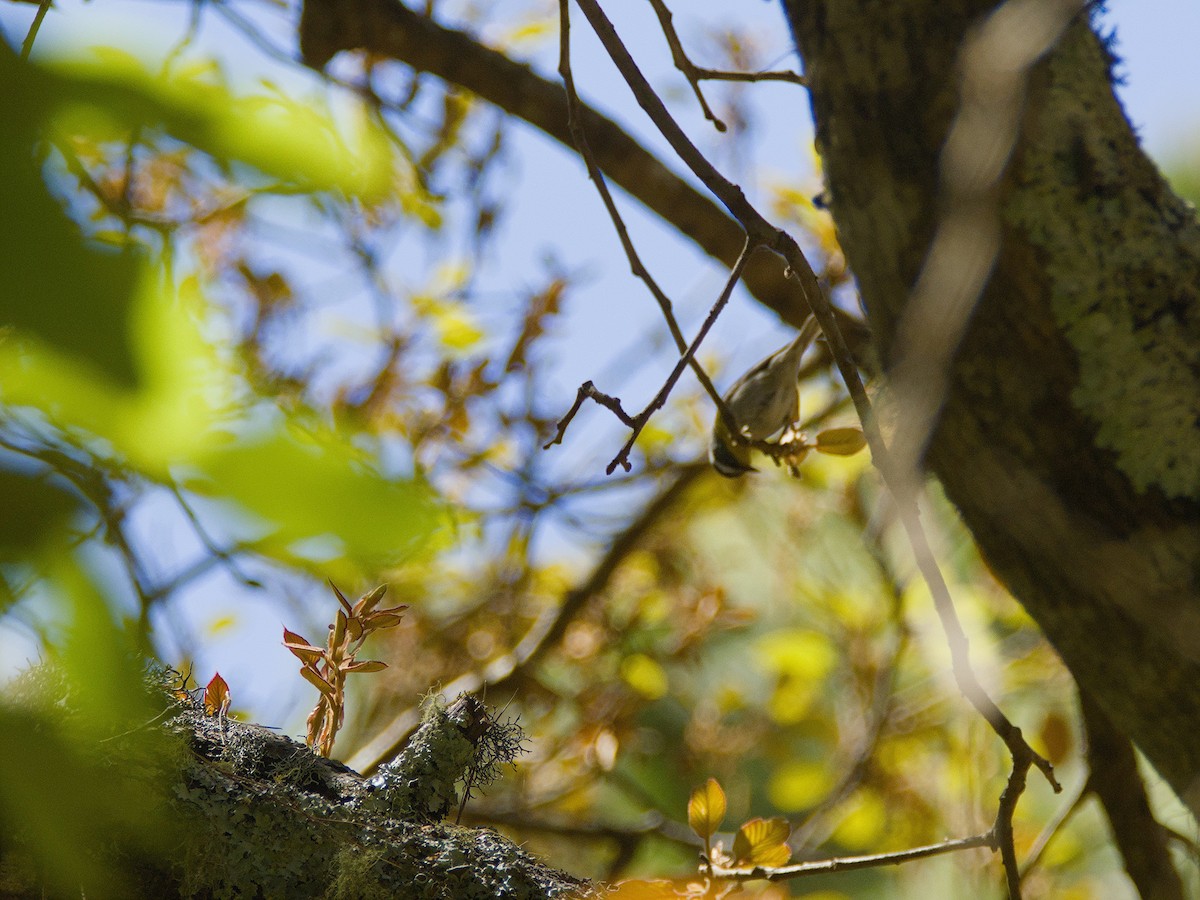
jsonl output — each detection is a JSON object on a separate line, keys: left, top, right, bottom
{"left": 45, "top": 48, "right": 398, "bottom": 201}
{"left": 0, "top": 269, "right": 228, "bottom": 477}
{"left": 0, "top": 42, "right": 142, "bottom": 387}
{"left": 0, "top": 468, "right": 79, "bottom": 562}
{"left": 195, "top": 425, "right": 448, "bottom": 568}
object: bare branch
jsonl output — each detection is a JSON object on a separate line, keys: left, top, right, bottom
{"left": 19, "top": 0, "right": 52, "bottom": 61}
{"left": 1079, "top": 690, "right": 1186, "bottom": 899}
{"left": 710, "top": 833, "right": 994, "bottom": 882}
{"left": 647, "top": 0, "right": 807, "bottom": 135}
{"left": 556, "top": 0, "right": 730, "bottom": 419}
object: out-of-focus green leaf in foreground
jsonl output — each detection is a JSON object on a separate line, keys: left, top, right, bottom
{"left": 0, "top": 555, "right": 177, "bottom": 899}
{"left": 0, "top": 40, "right": 448, "bottom": 571}
{"left": 195, "top": 426, "right": 450, "bottom": 570}
{"left": 1, "top": 38, "right": 403, "bottom": 384}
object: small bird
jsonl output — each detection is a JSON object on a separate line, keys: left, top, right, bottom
{"left": 709, "top": 316, "right": 820, "bottom": 477}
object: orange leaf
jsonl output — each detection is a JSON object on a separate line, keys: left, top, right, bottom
{"left": 364, "top": 612, "right": 405, "bottom": 630}
{"left": 329, "top": 580, "right": 353, "bottom": 614}
{"left": 300, "top": 665, "right": 337, "bottom": 697}
{"left": 203, "top": 672, "right": 231, "bottom": 717}
{"left": 1039, "top": 711, "right": 1073, "bottom": 765}
{"left": 331, "top": 609, "right": 348, "bottom": 648}
{"left": 282, "top": 628, "right": 325, "bottom": 665}
{"left": 342, "top": 659, "right": 388, "bottom": 674}
{"left": 732, "top": 817, "right": 791, "bottom": 868}
{"left": 687, "top": 778, "right": 727, "bottom": 841}
{"left": 352, "top": 584, "right": 388, "bottom": 616}
{"left": 814, "top": 427, "right": 867, "bottom": 456}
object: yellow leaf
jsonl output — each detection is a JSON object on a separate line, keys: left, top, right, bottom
{"left": 830, "top": 790, "right": 887, "bottom": 851}
{"left": 732, "top": 817, "right": 791, "bottom": 867}
{"left": 687, "top": 778, "right": 727, "bottom": 840}
{"left": 620, "top": 653, "right": 668, "bottom": 699}
{"left": 814, "top": 427, "right": 867, "bottom": 456}
{"left": 206, "top": 614, "right": 237, "bottom": 636}
{"left": 768, "top": 761, "right": 832, "bottom": 812}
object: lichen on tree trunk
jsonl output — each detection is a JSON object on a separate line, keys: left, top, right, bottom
{"left": 782, "top": 0, "right": 1200, "bottom": 808}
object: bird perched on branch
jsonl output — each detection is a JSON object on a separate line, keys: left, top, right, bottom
{"left": 709, "top": 315, "right": 820, "bottom": 477}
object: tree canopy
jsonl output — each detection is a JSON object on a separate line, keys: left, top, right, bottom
{"left": 1, "top": 1, "right": 1198, "bottom": 898}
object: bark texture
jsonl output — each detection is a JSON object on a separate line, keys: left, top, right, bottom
{"left": 1, "top": 697, "right": 589, "bottom": 899}
{"left": 782, "top": 0, "right": 1200, "bottom": 806}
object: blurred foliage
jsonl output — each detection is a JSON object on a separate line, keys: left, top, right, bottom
{"left": 1, "top": 3, "right": 1197, "bottom": 899}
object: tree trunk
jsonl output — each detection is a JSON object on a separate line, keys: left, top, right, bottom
{"left": 783, "top": 0, "right": 1200, "bottom": 808}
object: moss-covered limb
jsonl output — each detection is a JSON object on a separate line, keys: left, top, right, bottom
{"left": 783, "top": 0, "right": 1200, "bottom": 808}
{"left": 364, "top": 693, "right": 488, "bottom": 823}
{"left": 2, "top": 691, "right": 590, "bottom": 899}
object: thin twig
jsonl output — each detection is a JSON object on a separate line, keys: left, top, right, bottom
{"left": 711, "top": 833, "right": 994, "bottom": 881}
{"left": 647, "top": 0, "right": 725, "bottom": 131}
{"left": 543, "top": 238, "right": 755, "bottom": 474}
{"left": 557, "top": 0, "right": 730, "bottom": 423}
{"left": 647, "top": 0, "right": 806, "bottom": 136}
{"left": 651, "top": 0, "right": 808, "bottom": 130}
{"left": 20, "top": 0, "right": 53, "bottom": 61}
{"left": 605, "top": 237, "right": 755, "bottom": 474}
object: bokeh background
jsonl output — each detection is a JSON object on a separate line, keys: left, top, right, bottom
{"left": 2, "top": 1, "right": 1199, "bottom": 895}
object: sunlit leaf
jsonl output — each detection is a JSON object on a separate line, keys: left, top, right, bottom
{"left": 194, "top": 425, "right": 447, "bottom": 568}
{"left": 282, "top": 628, "right": 325, "bottom": 666}
{"left": 46, "top": 50, "right": 397, "bottom": 202}
{"left": 354, "top": 584, "right": 388, "bottom": 615}
{"left": 620, "top": 653, "right": 668, "bottom": 700}
{"left": 768, "top": 760, "right": 832, "bottom": 812}
{"left": 732, "top": 817, "right": 791, "bottom": 868}
{"left": 300, "top": 666, "right": 336, "bottom": 697}
{"left": 756, "top": 628, "right": 838, "bottom": 682}
{"left": 342, "top": 659, "right": 387, "bottom": 673}
{"left": 814, "top": 427, "right": 867, "bottom": 456}
{"left": 687, "top": 778, "right": 727, "bottom": 840}
{"left": 0, "top": 270, "right": 230, "bottom": 478}
{"left": 203, "top": 672, "right": 230, "bottom": 717}
{"left": 829, "top": 789, "right": 887, "bottom": 851}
